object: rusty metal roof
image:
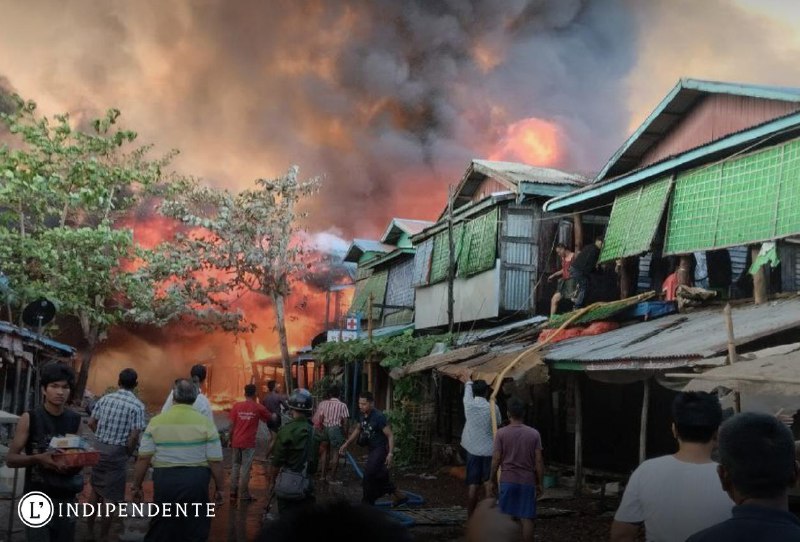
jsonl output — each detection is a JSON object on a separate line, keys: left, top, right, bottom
{"left": 544, "top": 297, "right": 800, "bottom": 370}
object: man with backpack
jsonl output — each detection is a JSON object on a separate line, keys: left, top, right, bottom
{"left": 7, "top": 363, "right": 84, "bottom": 542}
{"left": 269, "top": 388, "right": 320, "bottom": 516}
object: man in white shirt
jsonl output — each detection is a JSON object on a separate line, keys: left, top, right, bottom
{"left": 161, "top": 364, "right": 214, "bottom": 423}
{"left": 459, "top": 372, "right": 502, "bottom": 517}
{"left": 611, "top": 391, "right": 733, "bottom": 542}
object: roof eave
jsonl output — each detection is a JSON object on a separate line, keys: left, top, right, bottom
{"left": 544, "top": 111, "right": 800, "bottom": 212}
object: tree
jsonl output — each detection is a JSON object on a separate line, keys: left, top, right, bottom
{"left": 0, "top": 97, "right": 200, "bottom": 400}
{"left": 157, "top": 166, "right": 320, "bottom": 391}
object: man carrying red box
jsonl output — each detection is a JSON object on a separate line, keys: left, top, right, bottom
{"left": 6, "top": 362, "right": 84, "bottom": 542}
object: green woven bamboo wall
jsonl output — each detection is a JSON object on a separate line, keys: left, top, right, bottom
{"left": 665, "top": 137, "right": 800, "bottom": 254}
{"left": 600, "top": 177, "right": 672, "bottom": 262}
{"left": 459, "top": 207, "right": 499, "bottom": 277}
{"left": 349, "top": 269, "right": 388, "bottom": 318}
{"left": 429, "top": 224, "right": 464, "bottom": 284}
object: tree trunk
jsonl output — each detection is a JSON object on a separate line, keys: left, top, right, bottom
{"left": 74, "top": 329, "right": 98, "bottom": 404}
{"left": 272, "top": 291, "right": 294, "bottom": 391}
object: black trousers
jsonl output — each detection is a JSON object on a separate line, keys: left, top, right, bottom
{"left": 362, "top": 446, "right": 396, "bottom": 505}
{"left": 145, "top": 467, "right": 211, "bottom": 542}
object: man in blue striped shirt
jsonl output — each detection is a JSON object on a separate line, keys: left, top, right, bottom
{"left": 88, "top": 368, "right": 147, "bottom": 539}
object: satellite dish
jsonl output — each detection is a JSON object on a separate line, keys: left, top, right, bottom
{"left": 22, "top": 298, "right": 57, "bottom": 329}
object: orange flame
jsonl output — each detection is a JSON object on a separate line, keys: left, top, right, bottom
{"left": 88, "top": 213, "right": 354, "bottom": 409}
{"left": 489, "top": 117, "right": 562, "bottom": 166}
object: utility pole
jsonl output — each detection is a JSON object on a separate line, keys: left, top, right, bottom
{"left": 367, "top": 293, "right": 374, "bottom": 393}
{"left": 447, "top": 185, "right": 455, "bottom": 334}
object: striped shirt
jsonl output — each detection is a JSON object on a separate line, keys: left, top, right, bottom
{"left": 91, "top": 389, "right": 147, "bottom": 447}
{"left": 161, "top": 390, "right": 214, "bottom": 423}
{"left": 139, "top": 404, "right": 223, "bottom": 468}
{"left": 316, "top": 398, "right": 349, "bottom": 428}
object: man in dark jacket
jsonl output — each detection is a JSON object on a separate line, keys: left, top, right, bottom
{"left": 686, "top": 412, "right": 800, "bottom": 542}
{"left": 569, "top": 236, "right": 604, "bottom": 308}
{"left": 269, "top": 388, "right": 320, "bottom": 516}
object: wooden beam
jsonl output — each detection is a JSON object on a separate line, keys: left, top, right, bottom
{"left": 573, "top": 213, "right": 584, "bottom": 251}
{"left": 678, "top": 256, "right": 692, "bottom": 286}
{"left": 447, "top": 185, "right": 455, "bottom": 334}
{"left": 751, "top": 244, "right": 767, "bottom": 305}
{"left": 723, "top": 303, "right": 741, "bottom": 412}
{"left": 639, "top": 378, "right": 650, "bottom": 464}
{"left": 574, "top": 374, "right": 583, "bottom": 497}
{"left": 619, "top": 257, "right": 633, "bottom": 299}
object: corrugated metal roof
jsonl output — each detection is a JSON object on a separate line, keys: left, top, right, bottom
{"left": 0, "top": 321, "right": 75, "bottom": 355}
{"left": 544, "top": 297, "right": 800, "bottom": 368}
{"left": 470, "top": 160, "right": 588, "bottom": 187}
{"left": 597, "top": 78, "right": 800, "bottom": 182}
{"left": 455, "top": 316, "right": 547, "bottom": 346}
{"left": 344, "top": 239, "right": 395, "bottom": 263}
{"left": 677, "top": 342, "right": 800, "bottom": 395}
{"left": 380, "top": 218, "right": 435, "bottom": 244}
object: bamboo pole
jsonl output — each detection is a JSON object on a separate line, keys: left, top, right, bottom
{"left": 488, "top": 291, "right": 656, "bottom": 436}
{"left": 367, "top": 293, "right": 374, "bottom": 393}
{"left": 486, "top": 292, "right": 655, "bottom": 492}
{"left": 723, "top": 303, "right": 741, "bottom": 412}
{"left": 447, "top": 185, "right": 455, "bottom": 334}
{"left": 639, "top": 378, "right": 651, "bottom": 464}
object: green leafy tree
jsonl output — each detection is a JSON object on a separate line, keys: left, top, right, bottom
{"left": 156, "top": 165, "right": 320, "bottom": 391}
{"left": 0, "top": 97, "right": 196, "bottom": 400}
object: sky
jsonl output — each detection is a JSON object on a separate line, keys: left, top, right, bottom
{"left": 3, "top": 0, "right": 800, "bottom": 246}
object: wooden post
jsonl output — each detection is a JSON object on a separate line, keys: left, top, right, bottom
{"left": 723, "top": 303, "right": 742, "bottom": 412}
{"left": 677, "top": 255, "right": 692, "bottom": 286}
{"left": 639, "top": 378, "right": 651, "bottom": 464}
{"left": 573, "top": 213, "right": 584, "bottom": 252}
{"left": 367, "top": 293, "right": 374, "bottom": 393}
{"left": 751, "top": 245, "right": 767, "bottom": 305}
{"left": 619, "top": 257, "right": 633, "bottom": 299}
{"left": 574, "top": 374, "right": 583, "bottom": 497}
{"left": 324, "top": 289, "right": 331, "bottom": 330}
{"left": 447, "top": 185, "right": 455, "bottom": 334}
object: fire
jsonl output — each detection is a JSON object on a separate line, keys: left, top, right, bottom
{"left": 489, "top": 117, "right": 562, "bottom": 166}
{"left": 87, "top": 211, "right": 354, "bottom": 410}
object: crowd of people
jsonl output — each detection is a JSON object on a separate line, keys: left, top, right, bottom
{"left": 6, "top": 362, "right": 800, "bottom": 542}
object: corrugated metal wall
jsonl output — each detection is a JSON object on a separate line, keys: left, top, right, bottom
{"left": 499, "top": 204, "right": 539, "bottom": 312}
{"left": 640, "top": 94, "right": 800, "bottom": 169}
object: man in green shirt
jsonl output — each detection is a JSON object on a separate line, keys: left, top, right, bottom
{"left": 269, "top": 388, "right": 320, "bottom": 516}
